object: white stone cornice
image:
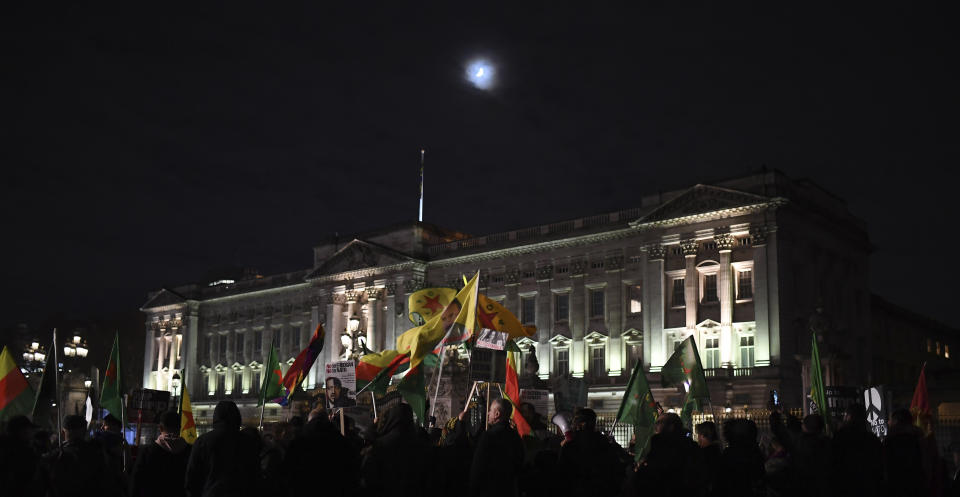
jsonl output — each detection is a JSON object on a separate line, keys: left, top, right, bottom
{"left": 201, "top": 283, "right": 311, "bottom": 304}
{"left": 630, "top": 198, "right": 787, "bottom": 231}
{"left": 306, "top": 261, "right": 423, "bottom": 284}
{"left": 428, "top": 228, "right": 637, "bottom": 268}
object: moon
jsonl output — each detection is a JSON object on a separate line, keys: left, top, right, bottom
{"left": 466, "top": 59, "right": 495, "bottom": 90}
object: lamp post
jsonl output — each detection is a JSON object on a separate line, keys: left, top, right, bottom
{"left": 171, "top": 371, "right": 181, "bottom": 406}
{"left": 22, "top": 340, "right": 47, "bottom": 377}
{"left": 340, "top": 313, "right": 365, "bottom": 361}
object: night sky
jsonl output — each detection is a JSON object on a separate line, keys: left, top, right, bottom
{"left": 3, "top": 4, "right": 957, "bottom": 331}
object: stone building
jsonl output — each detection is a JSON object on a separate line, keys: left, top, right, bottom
{"left": 140, "top": 170, "right": 885, "bottom": 425}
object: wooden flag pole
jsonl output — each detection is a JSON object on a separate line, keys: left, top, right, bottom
{"left": 429, "top": 343, "right": 447, "bottom": 419}
{"left": 463, "top": 381, "right": 479, "bottom": 412}
{"left": 339, "top": 408, "right": 346, "bottom": 435}
{"left": 370, "top": 391, "right": 377, "bottom": 419}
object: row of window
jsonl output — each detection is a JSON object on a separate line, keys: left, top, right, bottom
{"left": 203, "top": 326, "right": 302, "bottom": 366}
{"left": 549, "top": 335, "right": 756, "bottom": 377}
{"left": 516, "top": 285, "right": 643, "bottom": 325}
{"left": 925, "top": 339, "right": 951, "bottom": 359}
{"left": 670, "top": 269, "right": 753, "bottom": 308}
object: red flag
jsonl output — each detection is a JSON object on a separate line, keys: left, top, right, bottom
{"left": 910, "top": 363, "right": 930, "bottom": 432}
{"left": 276, "top": 324, "right": 326, "bottom": 406}
{"left": 504, "top": 342, "right": 531, "bottom": 438}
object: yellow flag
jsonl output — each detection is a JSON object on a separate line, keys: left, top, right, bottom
{"left": 180, "top": 384, "right": 197, "bottom": 444}
{"left": 476, "top": 294, "right": 536, "bottom": 340}
{"left": 397, "top": 272, "right": 479, "bottom": 369}
{"left": 407, "top": 288, "right": 457, "bottom": 324}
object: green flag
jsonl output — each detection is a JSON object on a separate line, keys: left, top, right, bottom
{"left": 810, "top": 332, "right": 832, "bottom": 432}
{"left": 30, "top": 340, "right": 58, "bottom": 430}
{"left": 661, "top": 336, "right": 709, "bottom": 428}
{"left": 617, "top": 360, "right": 658, "bottom": 461}
{"left": 396, "top": 364, "right": 426, "bottom": 426}
{"left": 258, "top": 344, "right": 284, "bottom": 407}
{"left": 100, "top": 333, "right": 123, "bottom": 422}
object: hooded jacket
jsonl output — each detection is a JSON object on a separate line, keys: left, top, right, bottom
{"left": 185, "top": 401, "right": 260, "bottom": 497}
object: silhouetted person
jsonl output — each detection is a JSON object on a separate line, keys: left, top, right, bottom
{"left": 556, "top": 408, "right": 627, "bottom": 497}
{"left": 696, "top": 421, "right": 722, "bottom": 495}
{"left": 882, "top": 408, "right": 926, "bottom": 497}
{"left": 469, "top": 398, "right": 524, "bottom": 497}
{"left": 131, "top": 411, "right": 191, "bottom": 497}
{"left": 185, "top": 400, "right": 259, "bottom": 497}
{"left": 632, "top": 412, "right": 702, "bottom": 496}
{"left": 831, "top": 404, "right": 881, "bottom": 497}
{"left": 361, "top": 403, "right": 430, "bottom": 496}
{"left": 46, "top": 414, "right": 117, "bottom": 497}
{"left": 714, "top": 418, "right": 765, "bottom": 497}
{"left": 285, "top": 406, "right": 359, "bottom": 497}
{"left": 771, "top": 410, "right": 830, "bottom": 497}
{"left": 0, "top": 415, "right": 44, "bottom": 497}
{"left": 763, "top": 435, "right": 793, "bottom": 497}
{"left": 93, "top": 413, "right": 129, "bottom": 491}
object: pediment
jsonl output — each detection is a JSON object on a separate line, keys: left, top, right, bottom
{"left": 622, "top": 328, "right": 643, "bottom": 343}
{"left": 141, "top": 288, "right": 187, "bottom": 311}
{"left": 584, "top": 331, "right": 609, "bottom": 344}
{"left": 697, "top": 319, "right": 721, "bottom": 329}
{"left": 548, "top": 334, "right": 572, "bottom": 346}
{"left": 630, "top": 185, "right": 785, "bottom": 230}
{"left": 306, "top": 239, "right": 413, "bottom": 279}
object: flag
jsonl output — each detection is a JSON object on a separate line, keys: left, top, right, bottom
{"left": 809, "top": 331, "right": 832, "bottom": 432}
{"left": 30, "top": 341, "right": 58, "bottom": 430}
{"left": 476, "top": 294, "right": 536, "bottom": 341}
{"left": 357, "top": 350, "right": 409, "bottom": 395}
{"left": 180, "top": 382, "right": 197, "bottom": 444}
{"left": 276, "top": 324, "right": 326, "bottom": 406}
{"left": 397, "top": 363, "right": 426, "bottom": 426}
{"left": 258, "top": 344, "right": 283, "bottom": 407}
{"left": 910, "top": 363, "right": 930, "bottom": 433}
{"left": 661, "top": 336, "right": 709, "bottom": 428}
{"left": 408, "top": 288, "right": 457, "bottom": 324}
{"left": 504, "top": 341, "right": 532, "bottom": 438}
{"left": 397, "top": 272, "right": 480, "bottom": 370}
{"left": 100, "top": 333, "right": 124, "bottom": 422}
{"left": 0, "top": 346, "right": 34, "bottom": 423}
{"left": 617, "top": 360, "right": 658, "bottom": 461}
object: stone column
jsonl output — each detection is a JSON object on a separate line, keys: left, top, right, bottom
{"left": 385, "top": 281, "right": 398, "bottom": 350}
{"left": 365, "top": 288, "right": 380, "bottom": 352}
{"left": 716, "top": 234, "right": 735, "bottom": 367}
{"left": 180, "top": 301, "right": 200, "bottom": 395}
{"left": 752, "top": 227, "right": 772, "bottom": 366}
{"left": 681, "top": 239, "right": 699, "bottom": 332}
{"left": 310, "top": 293, "right": 322, "bottom": 389}
{"left": 644, "top": 245, "right": 666, "bottom": 370}
{"left": 143, "top": 320, "right": 156, "bottom": 390}
{"left": 571, "top": 261, "right": 586, "bottom": 340}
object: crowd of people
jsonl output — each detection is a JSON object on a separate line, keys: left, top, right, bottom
{"left": 1, "top": 398, "right": 959, "bottom": 497}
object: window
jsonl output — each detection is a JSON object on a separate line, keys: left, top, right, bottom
{"left": 740, "top": 336, "right": 755, "bottom": 367}
{"left": 252, "top": 370, "right": 261, "bottom": 396}
{"left": 704, "top": 337, "right": 720, "bottom": 369}
{"left": 254, "top": 331, "right": 263, "bottom": 357}
{"left": 672, "top": 279, "right": 685, "bottom": 307}
{"left": 628, "top": 284, "right": 642, "bottom": 314}
{"left": 591, "top": 347, "right": 605, "bottom": 375}
{"left": 555, "top": 294, "right": 569, "bottom": 322}
{"left": 737, "top": 270, "right": 753, "bottom": 300}
{"left": 233, "top": 371, "right": 242, "bottom": 395}
{"left": 628, "top": 344, "right": 642, "bottom": 373}
{"left": 289, "top": 326, "right": 301, "bottom": 353}
{"left": 946, "top": 345, "right": 950, "bottom": 359}
{"left": 556, "top": 265, "right": 569, "bottom": 274}
{"left": 521, "top": 297, "right": 536, "bottom": 325}
{"left": 236, "top": 333, "right": 245, "bottom": 363}
{"left": 219, "top": 335, "right": 228, "bottom": 364}
{"left": 702, "top": 274, "right": 718, "bottom": 303}
{"left": 217, "top": 374, "right": 225, "bottom": 395}
{"left": 936, "top": 341, "right": 941, "bottom": 356}
{"left": 591, "top": 260, "right": 604, "bottom": 270}
{"left": 589, "top": 289, "right": 604, "bottom": 318}
{"left": 556, "top": 349, "right": 569, "bottom": 376}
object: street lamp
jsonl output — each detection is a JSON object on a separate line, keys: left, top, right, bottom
{"left": 63, "top": 335, "right": 88, "bottom": 358}
{"left": 171, "top": 372, "right": 182, "bottom": 397}
{"left": 22, "top": 340, "right": 46, "bottom": 375}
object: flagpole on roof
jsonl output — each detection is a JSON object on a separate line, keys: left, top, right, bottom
{"left": 418, "top": 148, "right": 425, "bottom": 222}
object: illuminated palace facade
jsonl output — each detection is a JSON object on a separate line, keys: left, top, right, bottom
{"left": 140, "top": 171, "right": 876, "bottom": 424}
